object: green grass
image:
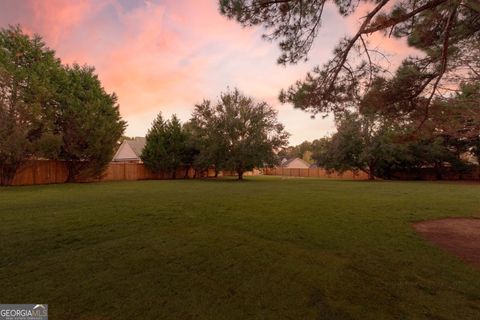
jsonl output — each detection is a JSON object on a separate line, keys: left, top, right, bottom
{"left": 0, "top": 177, "right": 479, "bottom": 319}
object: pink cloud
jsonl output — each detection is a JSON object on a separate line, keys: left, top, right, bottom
{"left": 29, "top": 0, "right": 109, "bottom": 45}
{"left": 0, "top": 0, "right": 415, "bottom": 144}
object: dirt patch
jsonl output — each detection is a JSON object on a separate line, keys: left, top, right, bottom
{"left": 413, "top": 218, "right": 480, "bottom": 269}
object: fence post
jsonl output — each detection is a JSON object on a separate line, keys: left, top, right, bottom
{"left": 32, "top": 161, "right": 37, "bottom": 185}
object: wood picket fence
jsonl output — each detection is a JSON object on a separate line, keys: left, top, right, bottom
{"left": 264, "top": 166, "right": 480, "bottom": 181}
{"left": 9, "top": 160, "right": 223, "bottom": 186}
{"left": 7, "top": 161, "right": 479, "bottom": 186}
{"left": 263, "top": 167, "right": 368, "bottom": 179}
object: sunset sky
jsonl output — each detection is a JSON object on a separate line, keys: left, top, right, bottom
{"left": 0, "top": 0, "right": 416, "bottom": 145}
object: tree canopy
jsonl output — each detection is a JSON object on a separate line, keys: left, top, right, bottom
{"left": 191, "top": 89, "right": 289, "bottom": 179}
{"left": 0, "top": 26, "right": 126, "bottom": 185}
{"left": 56, "top": 64, "right": 126, "bottom": 182}
{"left": 0, "top": 26, "right": 62, "bottom": 185}
{"left": 141, "top": 113, "right": 188, "bottom": 178}
{"left": 312, "top": 112, "right": 400, "bottom": 179}
{"left": 220, "top": 0, "right": 480, "bottom": 125}
{"left": 310, "top": 105, "right": 478, "bottom": 180}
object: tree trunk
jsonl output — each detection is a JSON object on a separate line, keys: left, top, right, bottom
{"left": 415, "top": 167, "right": 422, "bottom": 180}
{"left": 237, "top": 170, "right": 244, "bottom": 180}
{"left": 66, "top": 163, "right": 77, "bottom": 183}
{"left": 0, "top": 163, "right": 19, "bottom": 186}
{"left": 184, "top": 166, "right": 190, "bottom": 179}
{"left": 172, "top": 169, "right": 176, "bottom": 179}
{"left": 368, "top": 164, "right": 375, "bottom": 180}
{"left": 434, "top": 161, "right": 443, "bottom": 180}
{"left": 214, "top": 170, "right": 219, "bottom": 178}
{"left": 385, "top": 167, "right": 392, "bottom": 180}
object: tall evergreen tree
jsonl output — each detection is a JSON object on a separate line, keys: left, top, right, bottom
{"left": 182, "top": 121, "right": 202, "bottom": 178}
{"left": 164, "top": 115, "right": 188, "bottom": 178}
{"left": 0, "top": 26, "right": 62, "bottom": 185}
{"left": 141, "top": 113, "right": 168, "bottom": 174}
{"left": 56, "top": 64, "right": 126, "bottom": 182}
{"left": 141, "top": 113, "right": 187, "bottom": 178}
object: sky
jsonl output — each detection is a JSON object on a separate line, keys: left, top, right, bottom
{"left": 0, "top": 0, "right": 416, "bottom": 145}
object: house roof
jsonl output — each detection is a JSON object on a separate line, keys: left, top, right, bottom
{"left": 113, "top": 137, "right": 146, "bottom": 161}
{"left": 281, "top": 157, "right": 310, "bottom": 168}
{"left": 125, "top": 137, "right": 146, "bottom": 157}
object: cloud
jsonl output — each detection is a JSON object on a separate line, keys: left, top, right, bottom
{"left": 0, "top": 0, "right": 414, "bottom": 144}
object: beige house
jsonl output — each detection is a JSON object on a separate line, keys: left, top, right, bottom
{"left": 112, "top": 137, "right": 146, "bottom": 163}
{"left": 280, "top": 157, "right": 310, "bottom": 169}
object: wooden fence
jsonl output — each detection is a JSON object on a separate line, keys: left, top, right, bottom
{"left": 10, "top": 161, "right": 477, "bottom": 186}
{"left": 264, "top": 167, "right": 369, "bottom": 180}
{"left": 10, "top": 161, "right": 224, "bottom": 186}
{"left": 264, "top": 166, "right": 480, "bottom": 181}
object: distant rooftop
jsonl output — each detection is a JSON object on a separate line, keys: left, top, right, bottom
{"left": 126, "top": 137, "right": 146, "bottom": 157}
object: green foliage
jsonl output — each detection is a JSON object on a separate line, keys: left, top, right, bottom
{"left": 313, "top": 112, "right": 404, "bottom": 179}
{"left": 0, "top": 25, "right": 62, "bottom": 185}
{"left": 141, "top": 113, "right": 168, "bottom": 173}
{"left": 55, "top": 64, "right": 126, "bottom": 181}
{"left": 220, "top": 0, "right": 480, "bottom": 122}
{"left": 311, "top": 106, "right": 477, "bottom": 180}
{"left": 279, "top": 141, "right": 313, "bottom": 161}
{"left": 0, "top": 26, "right": 126, "bottom": 185}
{"left": 190, "top": 100, "right": 229, "bottom": 176}
{"left": 181, "top": 121, "right": 202, "bottom": 176}
{"left": 191, "top": 89, "right": 289, "bottom": 179}
{"left": 141, "top": 113, "right": 188, "bottom": 177}
{"left": 310, "top": 137, "right": 331, "bottom": 165}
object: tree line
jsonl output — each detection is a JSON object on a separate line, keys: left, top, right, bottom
{"left": 3, "top": 1, "right": 480, "bottom": 185}
{"left": 0, "top": 26, "right": 126, "bottom": 185}
{"left": 285, "top": 83, "right": 480, "bottom": 180}
{"left": 220, "top": 0, "right": 480, "bottom": 180}
{"left": 141, "top": 89, "right": 289, "bottom": 180}
{"left": 0, "top": 26, "right": 290, "bottom": 185}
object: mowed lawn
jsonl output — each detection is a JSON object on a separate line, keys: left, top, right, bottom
{"left": 1, "top": 177, "right": 479, "bottom": 319}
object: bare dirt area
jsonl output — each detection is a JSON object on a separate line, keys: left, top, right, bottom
{"left": 413, "top": 218, "right": 480, "bottom": 269}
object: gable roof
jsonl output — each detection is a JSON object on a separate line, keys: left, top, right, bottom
{"left": 281, "top": 157, "right": 310, "bottom": 168}
{"left": 125, "top": 137, "right": 146, "bottom": 157}
{"left": 113, "top": 137, "right": 146, "bottom": 161}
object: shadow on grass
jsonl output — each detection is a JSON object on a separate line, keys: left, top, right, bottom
{"left": 195, "top": 177, "right": 256, "bottom": 183}
{"left": 191, "top": 175, "right": 303, "bottom": 183}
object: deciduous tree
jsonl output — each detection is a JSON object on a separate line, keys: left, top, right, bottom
{"left": 314, "top": 112, "right": 399, "bottom": 179}
{"left": 191, "top": 89, "right": 289, "bottom": 180}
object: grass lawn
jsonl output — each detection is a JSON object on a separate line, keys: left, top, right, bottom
{"left": 0, "top": 177, "right": 479, "bottom": 319}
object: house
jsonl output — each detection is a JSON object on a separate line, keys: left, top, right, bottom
{"left": 280, "top": 157, "right": 310, "bottom": 169}
{"left": 112, "top": 137, "right": 146, "bottom": 163}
